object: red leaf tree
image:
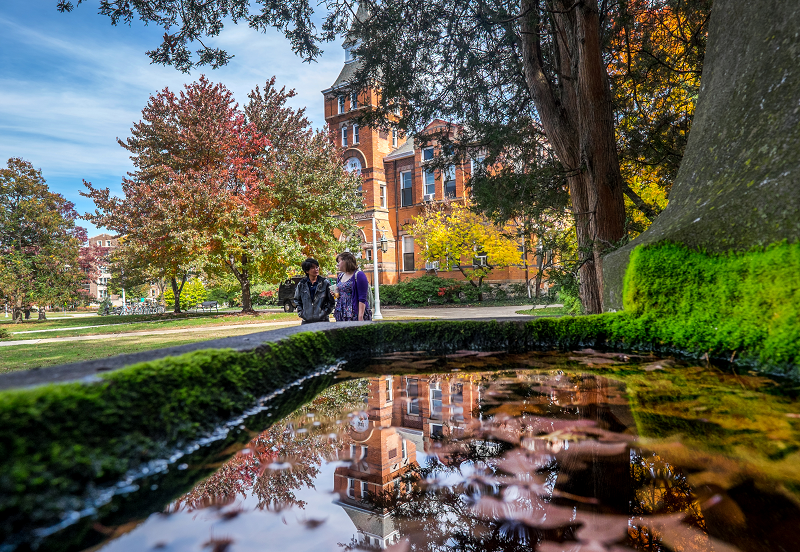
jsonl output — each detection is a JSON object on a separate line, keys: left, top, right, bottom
{"left": 84, "top": 77, "right": 360, "bottom": 313}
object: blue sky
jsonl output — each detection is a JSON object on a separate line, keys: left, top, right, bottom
{"left": 0, "top": 1, "right": 344, "bottom": 238}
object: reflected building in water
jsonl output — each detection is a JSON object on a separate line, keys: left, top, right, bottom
{"left": 334, "top": 375, "right": 481, "bottom": 548}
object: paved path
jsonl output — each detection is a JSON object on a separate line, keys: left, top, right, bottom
{"left": 381, "top": 304, "right": 560, "bottom": 320}
{"left": 0, "top": 305, "right": 559, "bottom": 348}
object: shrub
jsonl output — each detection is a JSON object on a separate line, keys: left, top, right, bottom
{"left": 250, "top": 284, "right": 279, "bottom": 306}
{"left": 164, "top": 278, "right": 207, "bottom": 310}
{"left": 379, "top": 275, "right": 465, "bottom": 305}
{"left": 0, "top": 327, "right": 9, "bottom": 339}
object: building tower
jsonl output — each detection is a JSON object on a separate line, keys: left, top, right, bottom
{"left": 321, "top": 3, "right": 398, "bottom": 283}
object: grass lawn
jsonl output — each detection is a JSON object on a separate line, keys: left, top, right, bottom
{"left": 0, "top": 323, "right": 298, "bottom": 373}
{"left": 1, "top": 311, "right": 296, "bottom": 340}
{"left": 515, "top": 306, "right": 569, "bottom": 316}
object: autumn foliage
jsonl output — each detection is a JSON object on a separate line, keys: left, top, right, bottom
{"left": 83, "top": 76, "right": 360, "bottom": 312}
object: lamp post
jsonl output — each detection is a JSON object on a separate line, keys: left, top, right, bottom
{"left": 371, "top": 217, "right": 383, "bottom": 320}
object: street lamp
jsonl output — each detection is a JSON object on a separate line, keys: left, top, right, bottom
{"left": 371, "top": 217, "right": 384, "bottom": 320}
{"left": 380, "top": 235, "right": 388, "bottom": 253}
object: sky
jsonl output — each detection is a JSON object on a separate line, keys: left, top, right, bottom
{"left": 0, "top": 1, "right": 345, "bottom": 238}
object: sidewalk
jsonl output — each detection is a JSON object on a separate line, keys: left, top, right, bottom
{"left": 381, "top": 304, "right": 560, "bottom": 320}
{"left": 0, "top": 304, "right": 559, "bottom": 348}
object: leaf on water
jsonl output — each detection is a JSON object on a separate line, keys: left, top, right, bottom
{"left": 495, "top": 449, "right": 552, "bottom": 479}
{"left": 637, "top": 513, "right": 742, "bottom": 552}
{"left": 297, "top": 516, "right": 327, "bottom": 529}
{"left": 558, "top": 440, "right": 629, "bottom": 457}
{"left": 573, "top": 512, "right": 631, "bottom": 544}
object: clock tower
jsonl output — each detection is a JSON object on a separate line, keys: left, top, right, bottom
{"left": 321, "top": 3, "right": 398, "bottom": 282}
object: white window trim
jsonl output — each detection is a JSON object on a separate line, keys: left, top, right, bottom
{"left": 353, "top": 123, "right": 359, "bottom": 144}
{"left": 402, "top": 235, "right": 415, "bottom": 273}
{"left": 342, "top": 126, "right": 348, "bottom": 147}
{"left": 351, "top": 92, "right": 358, "bottom": 110}
{"left": 380, "top": 184, "right": 387, "bottom": 208}
{"left": 338, "top": 95, "right": 346, "bottom": 114}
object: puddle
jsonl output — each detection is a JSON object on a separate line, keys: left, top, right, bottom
{"left": 12, "top": 351, "right": 800, "bottom": 552}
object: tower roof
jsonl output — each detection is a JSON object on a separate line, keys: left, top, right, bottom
{"left": 344, "top": 1, "right": 372, "bottom": 46}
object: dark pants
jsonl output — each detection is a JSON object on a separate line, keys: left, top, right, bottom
{"left": 301, "top": 318, "right": 330, "bottom": 325}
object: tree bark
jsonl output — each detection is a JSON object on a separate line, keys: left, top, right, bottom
{"left": 170, "top": 274, "right": 187, "bottom": 314}
{"left": 226, "top": 254, "right": 254, "bottom": 313}
{"left": 518, "top": 0, "right": 628, "bottom": 313}
{"left": 38, "top": 307, "right": 46, "bottom": 320}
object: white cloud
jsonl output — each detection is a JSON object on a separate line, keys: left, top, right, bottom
{"left": 0, "top": 8, "right": 345, "bottom": 236}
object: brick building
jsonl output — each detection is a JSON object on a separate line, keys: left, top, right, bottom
{"left": 87, "top": 233, "right": 118, "bottom": 301}
{"left": 322, "top": 21, "right": 537, "bottom": 288}
{"left": 334, "top": 374, "right": 481, "bottom": 548}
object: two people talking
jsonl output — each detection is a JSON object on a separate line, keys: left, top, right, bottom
{"left": 293, "top": 252, "right": 372, "bottom": 324}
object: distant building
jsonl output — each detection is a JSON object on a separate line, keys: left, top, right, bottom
{"left": 322, "top": 6, "right": 537, "bottom": 288}
{"left": 87, "top": 233, "right": 118, "bottom": 302}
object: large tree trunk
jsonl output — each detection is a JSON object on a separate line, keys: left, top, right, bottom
{"left": 227, "top": 254, "right": 254, "bottom": 313}
{"left": 518, "top": 0, "right": 627, "bottom": 313}
{"left": 170, "top": 274, "right": 187, "bottom": 314}
{"left": 38, "top": 307, "right": 46, "bottom": 320}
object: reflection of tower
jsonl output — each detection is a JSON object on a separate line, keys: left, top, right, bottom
{"left": 334, "top": 378, "right": 418, "bottom": 549}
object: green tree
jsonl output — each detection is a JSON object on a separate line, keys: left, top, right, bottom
{"left": 411, "top": 202, "right": 522, "bottom": 301}
{"left": 0, "top": 158, "right": 88, "bottom": 321}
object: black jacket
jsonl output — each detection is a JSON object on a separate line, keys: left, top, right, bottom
{"left": 294, "top": 276, "right": 334, "bottom": 323}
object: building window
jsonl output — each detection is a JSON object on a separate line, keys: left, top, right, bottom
{"left": 351, "top": 92, "right": 358, "bottom": 110}
{"left": 342, "top": 126, "right": 348, "bottom": 147}
{"left": 361, "top": 445, "right": 368, "bottom": 460}
{"left": 386, "top": 376, "right": 393, "bottom": 402}
{"left": 96, "top": 240, "right": 101, "bottom": 246}
{"left": 392, "top": 129, "right": 398, "bottom": 148}
{"left": 431, "top": 424, "right": 444, "bottom": 438}
{"left": 353, "top": 123, "right": 359, "bottom": 144}
{"left": 430, "top": 381, "right": 442, "bottom": 419}
{"left": 401, "top": 438, "right": 407, "bottom": 459}
{"left": 380, "top": 184, "right": 387, "bottom": 208}
{"left": 106, "top": 240, "right": 111, "bottom": 246}
{"left": 406, "top": 377, "right": 420, "bottom": 414}
{"left": 444, "top": 166, "right": 456, "bottom": 198}
{"left": 423, "top": 148, "right": 435, "bottom": 196}
{"left": 365, "top": 248, "right": 373, "bottom": 262}
{"left": 348, "top": 478, "right": 357, "bottom": 498}
{"left": 400, "top": 171, "right": 413, "bottom": 207}
{"left": 402, "top": 236, "right": 415, "bottom": 272}
{"left": 338, "top": 95, "right": 346, "bottom": 114}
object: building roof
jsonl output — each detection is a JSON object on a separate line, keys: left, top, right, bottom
{"left": 324, "top": 59, "right": 361, "bottom": 93}
{"left": 384, "top": 137, "right": 415, "bottom": 161}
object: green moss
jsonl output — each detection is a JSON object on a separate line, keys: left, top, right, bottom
{"left": 617, "top": 241, "right": 800, "bottom": 371}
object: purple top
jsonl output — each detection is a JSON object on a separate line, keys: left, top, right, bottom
{"left": 352, "top": 270, "right": 370, "bottom": 305}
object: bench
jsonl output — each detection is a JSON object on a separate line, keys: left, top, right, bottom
{"left": 196, "top": 300, "right": 219, "bottom": 313}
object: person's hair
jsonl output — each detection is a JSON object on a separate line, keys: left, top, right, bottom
{"left": 301, "top": 257, "right": 320, "bottom": 275}
{"left": 336, "top": 251, "right": 358, "bottom": 272}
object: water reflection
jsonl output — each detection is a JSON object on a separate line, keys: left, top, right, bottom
{"left": 88, "top": 354, "right": 800, "bottom": 552}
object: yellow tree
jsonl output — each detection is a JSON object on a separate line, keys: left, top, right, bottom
{"left": 411, "top": 202, "right": 521, "bottom": 301}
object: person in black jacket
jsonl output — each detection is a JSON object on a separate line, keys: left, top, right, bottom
{"left": 293, "top": 258, "right": 335, "bottom": 324}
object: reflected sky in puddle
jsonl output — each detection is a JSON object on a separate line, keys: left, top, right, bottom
{"left": 88, "top": 351, "right": 800, "bottom": 552}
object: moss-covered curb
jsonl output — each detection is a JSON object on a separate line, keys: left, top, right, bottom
{"left": 2, "top": 239, "right": 798, "bottom": 542}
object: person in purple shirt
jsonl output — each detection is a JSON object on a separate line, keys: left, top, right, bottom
{"left": 333, "top": 251, "right": 372, "bottom": 321}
